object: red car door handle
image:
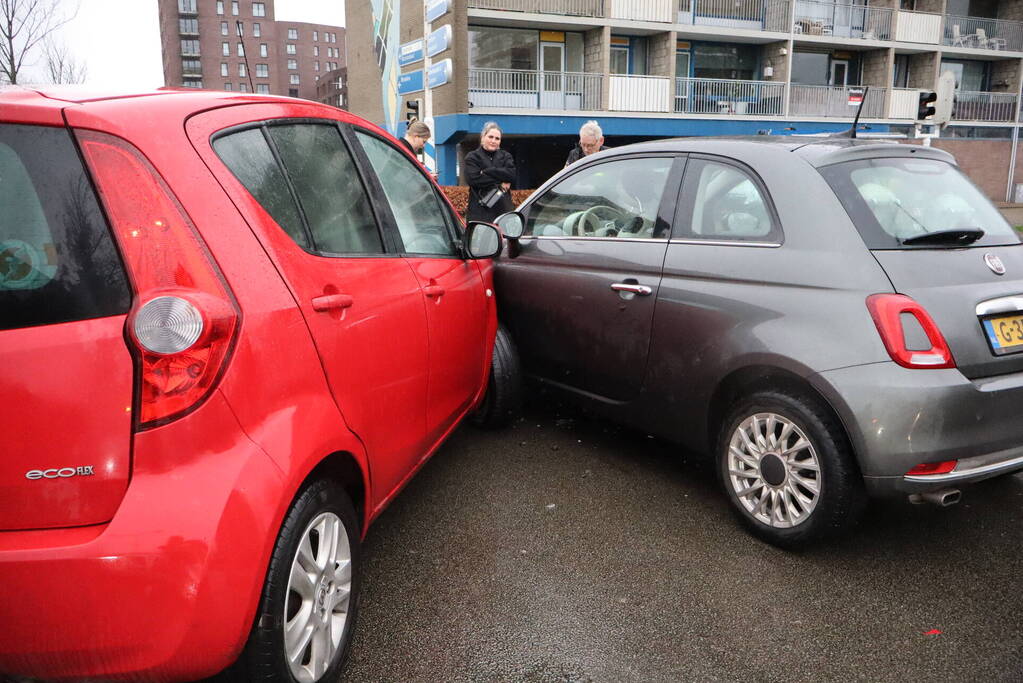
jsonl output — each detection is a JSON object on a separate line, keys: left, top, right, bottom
{"left": 311, "top": 293, "right": 354, "bottom": 311}
{"left": 423, "top": 285, "right": 445, "bottom": 298}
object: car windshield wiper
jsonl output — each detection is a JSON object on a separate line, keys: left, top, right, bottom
{"left": 900, "top": 228, "right": 986, "bottom": 246}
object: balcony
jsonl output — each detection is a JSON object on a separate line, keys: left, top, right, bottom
{"left": 951, "top": 91, "right": 1018, "bottom": 122}
{"left": 469, "top": 69, "right": 602, "bottom": 110}
{"left": 943, "top": 16, "right": 1023, "bottom": 53}
{"left": 611, "top": 0, "right": 673, "bottom": 23}
{"left": 894, "top": 9, "right": 942, "bottom": 44}
{"left": 467, "top": 0, "right": 605, "bottom": 17}
{"left": 675, "top": 78, "right": 785, "bottom": 115}
{"left": 788, "top": 84, "right": 885, "bottom": 118}
{"left": 678, "top": 0, "right": 790, "bottom": 32}
{"left": 609, "top": 74, "right": 671, "bottom": 112}
{"left": 793, "top": 0, "right": 892, "bottom": 40}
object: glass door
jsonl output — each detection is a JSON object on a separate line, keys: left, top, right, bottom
{"left": 675, "top": 51, "right": 691, "bottom": 113}
{"left": 540, "top": 42, "right": 565, "bottom": 109}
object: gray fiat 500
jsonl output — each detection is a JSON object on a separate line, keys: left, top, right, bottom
{"left": 494, "top": 137, "right": 1023, "bottom": 548}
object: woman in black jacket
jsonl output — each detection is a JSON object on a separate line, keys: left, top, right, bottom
{"left": 464, "top": 121, "right": 516, "bottom": 223}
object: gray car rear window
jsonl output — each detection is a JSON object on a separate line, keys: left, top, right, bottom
{"left": 819, "top": 157, "right": 1021, "bottom": 249}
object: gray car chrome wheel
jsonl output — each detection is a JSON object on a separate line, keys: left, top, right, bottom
{"left": 726, "top": 412, "right": 821, "bottom": 528}
{"left": 285, "top": 512, "right": 353, "bottom": 682}
{"left": 718, "top": 390, "right": 866, "bottom": 548}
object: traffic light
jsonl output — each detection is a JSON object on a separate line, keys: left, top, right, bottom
{"left": 406, "top": 98, "right": 421, "bottom": 122}
{"left": 917, "top": 90, "right": 937, "bottom": 120}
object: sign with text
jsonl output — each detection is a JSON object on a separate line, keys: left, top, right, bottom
{"left": 426, "top": 0, "right": 450, "bottom": 23}
{"left": 427, "top": 25, "right": 452, "bottom": 58}
{"left": 398, "top": 69, "right": 424, "bottom": 95}
{"left": 399, "top": 39, "right": 424, "bottom": 67}
{"left": 427, "top": 59, "right": 452, "bottom": 89}
{"left": 847, "top": 88, "right": 864, "bottom": 106}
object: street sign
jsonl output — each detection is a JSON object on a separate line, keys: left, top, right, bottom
{"left": 426, "top": 0, "right": 450, "bottom": 23}
{"left": 847, "top": 88, "right": 864, "bottom": 106}
{"left": 427, "top": 25, "right": 451, "bottom": 58}
{"left": 398, "top": 70, "right": 424, "bottom": 95}
{"left": 427, "top": 59, "right": 452, "bottom": 89}
{"left": 399, "top": 39, "right": 424, "bottom": 67}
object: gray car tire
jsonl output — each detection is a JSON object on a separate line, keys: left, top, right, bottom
{"left": 234, "top": 480, "right": 361, "bottom": 682}
{"left": 717, "top": 390, "right": 866, "bottom": 549}
{"left": 471, "top": 324, "right": 522, "bottom": 429}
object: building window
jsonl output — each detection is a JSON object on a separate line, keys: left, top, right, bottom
{"left": 178, "top": 0, "right": 196, "bottom": 11}
{"left": 220, "top": 21, "right": 228, "bottom": 35}
{"left": 224, "top": 82, "right": 232, "bottom": 90}
{"left": 253, "top": 2, "right": 265, "bottom": 17}
{"left": 253, "top": 22, "right": 261, "bottom": 37}
{"left": 222, "top": 42, "right": 230, "bottom": 56}
{"left": 288, "top": 59, "right": 297, "bottom": 70}
{"left": 232, "top": 1, "right": 239, "bottom": 16}
{"left": 256, "top": 84, "right": 270, "bottom": 93}
{"left": 237, "top": 43, "right": 245, "bottom": 56}
{"left": 235, "top": 23, "right": 243, "bottom": 36}
{"left": 239, "top": 82, "right": 248, "bottom": 92}
{"left": 286, "top": 43, "right": 296, "bottom": 55}
{"left": 692, "top": 43, "right": 757, "bottom": 80}
{"left": 289, "top": 88, "right": 298, "bottom": 97}
{"left": 259, "top": 43, "right": 268, "bottom": 57}
{"left": 182, "top": 79, "right": 203, "bottom": 88}
{"left": 216, "top": 0, "right": 223, "bottom": 15}
{"left": 313, "top": 46, "right": 319, "bottom": 56}
{"left": 239, "top": 63, "right": 247, "bottom": 77}
{"left": 331, "top": 32, "right": 337, "bottom": 43}
{"left": 290, "top": 74, "right": 300, "bottom": 85}
{"left": 180, "top": 39, "right": 200, "bottom": 55}
{"left": 314, "top": 61, "right": 320, "bottom": 71}
{"left": 313, "top": 30, "right": 318, "bottom": 41}
{"left": 182, "top": 59, "right": 202, "bottom": 74}
{"left": 220, "top": 62, "right": 228, "bottom": 76}
{"left": 288, "top": 28, "right": 298, "bottom": 40}
{"left": 256, "top": 63, "right": 269, "bottom": 77}
{"left": 179, "top": 18, "right": 198, "bottom": 33}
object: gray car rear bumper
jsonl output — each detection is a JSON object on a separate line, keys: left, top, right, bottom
{"left": 811, "top": 362, "right": 1023, "bottom": 497}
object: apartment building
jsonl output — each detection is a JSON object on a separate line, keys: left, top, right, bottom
{"left": 347, "top": 0, "right": 1023, "bottom": 197}
{"left": 159, "top": 0, "right": 346, "bottom": 105}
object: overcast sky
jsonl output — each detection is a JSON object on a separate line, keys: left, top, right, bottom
{"left": 21, "top": 0, "right": 346, "bottom": 88}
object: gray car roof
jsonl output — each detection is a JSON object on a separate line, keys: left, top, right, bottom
{"left": 591, "top": 136, "right": 956, "bottom": 168}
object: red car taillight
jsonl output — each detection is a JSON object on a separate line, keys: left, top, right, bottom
{"left": 77, "top": 130, "right": 239, "bottom": 429}
{"left": 866, "top": 294, "right": 955, "bottom": 369}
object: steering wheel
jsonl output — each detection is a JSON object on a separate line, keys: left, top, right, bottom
{"left": 565, "top": 205, "right": 629, "bottom": 236}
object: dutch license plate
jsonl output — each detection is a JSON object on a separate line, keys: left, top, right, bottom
{"left": 982, "top": 313, "right": 1023, "bottom": 355}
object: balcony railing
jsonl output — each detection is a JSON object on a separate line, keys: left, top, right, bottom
{"left": 468, "top": 69, "right": 603, "bottom": 110}
{"left": 675, "top": 78, "right": 785, "bottom": 115}
{"left": 952, "top": 91, "right": 1017, "bottom": 122}
{"left": 789, "top": 84, "right": 886, "bottom": 118}
{"left": 678, "top": 0, "right": 790, "bottom": 32}
{"left": 611, "top": 0, "right": 673, "bottom": 22}
{"left": 793, "top": 0, "right": 892, "bottom": 40}
{"left": 895, "top": 9, "right": 942, "bottom": 44}
{"left": 943, "top": 15, "right": 1023, "bottom": 52}
{"left": 467, "top": 0, "right": 605, "bottom": 17}
{"left": 609, "top": 74, "right": 671, "bottom": 112}
{"left": 888, "top": 87, "right": 919, "bottom": 119}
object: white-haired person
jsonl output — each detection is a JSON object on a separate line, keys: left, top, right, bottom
{"left": 464, "top": 121, "right": 516, "bottom": 223}
{"left": 565, "top": 120, "right": 607, "bottom": 167}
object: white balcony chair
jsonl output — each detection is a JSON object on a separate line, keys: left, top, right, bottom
{"left": 977, "top": 28, "right": 1007, "bottom": 50}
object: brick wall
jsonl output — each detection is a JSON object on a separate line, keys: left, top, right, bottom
{"left": 998, "top": 1, "right": 1023, "bottom": 23}
{"left": 908, "top": 51, "right": 938, "bottom": 88}
{"left": 913, "top": 0, "right": 945, "bottom": 13}
{"left": 908, "top": 139, "right": 1023, "bottom": 201}
{"left": 989, "top": 58, "right": 1023, "bottom": 94}
{"left": 648, "top": 31, "right": 676, "bottom": 80}
{"left": 761, "top": 41, "right": 790, "bottom": 82}
{"left": 861, "top": 49, "right": 891, "bottom": 87}
{"left": 585, "top": 26, "right": 610, "bottom": 109}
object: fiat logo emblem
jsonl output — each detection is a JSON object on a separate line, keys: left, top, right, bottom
{"left": 985, "top": 253, "right": 1006, "bottom": 275}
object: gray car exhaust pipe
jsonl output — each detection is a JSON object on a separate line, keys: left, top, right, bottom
{"left": 909, "top": 489, "right": 962, "bottom": 507}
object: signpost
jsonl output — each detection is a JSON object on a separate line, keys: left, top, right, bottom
{"left": 398, "top": 39, "right": 424, "bottom": 67}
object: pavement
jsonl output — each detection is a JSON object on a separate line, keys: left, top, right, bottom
{"left": 340, "top": 399, "right": 1023, "bottom": 682}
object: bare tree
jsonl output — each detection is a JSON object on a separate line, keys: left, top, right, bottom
{"left": 43, "top": 36, "right": 84, "bottom": 83}
{"left": 0, "top": 0, "right": 78, "bottom": 85}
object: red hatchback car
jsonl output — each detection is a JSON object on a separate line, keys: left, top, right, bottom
{"left": 0, "top": 87, "right": 518, "bottom": 682}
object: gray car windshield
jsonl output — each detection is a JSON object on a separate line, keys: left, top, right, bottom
{"left": 819, "top": 157, "right": 1021, "bottom": 249}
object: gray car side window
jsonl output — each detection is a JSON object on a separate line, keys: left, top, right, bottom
{"left": 525, "top": 157, "right": 674, "bottom": 239}
{"left": 676, "top": 158, "right": 779, "bottom": 242}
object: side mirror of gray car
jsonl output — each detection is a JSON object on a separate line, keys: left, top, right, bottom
{"left": 465, "top": 221, "right": 502, "bottom": 259}
{"left": 495, "top": 212, "right": 524, "bottom": 239}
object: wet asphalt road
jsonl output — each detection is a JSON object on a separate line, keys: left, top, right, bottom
{"left": 336, "top": 400, "right": 1023, "bottom": 682}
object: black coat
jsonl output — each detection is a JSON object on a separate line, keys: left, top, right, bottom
{"left": 564, "top": 143, "right": 608, "bottom": 167}
{"left": 463, "top": 146, "right": 516, "bottom": 223}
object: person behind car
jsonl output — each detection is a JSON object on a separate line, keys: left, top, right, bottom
{"left": 399, "top": 120, "right": 431, "bottom": 155}
{"left": 565, "top": 120, "right": 607, "bottom": 167}
{"left": 464, "top": 121, "right": 515, "bottom": 223}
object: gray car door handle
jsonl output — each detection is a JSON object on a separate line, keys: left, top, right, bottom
{"left": 611, "top": 282, "right": 653, "bottom": 296}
